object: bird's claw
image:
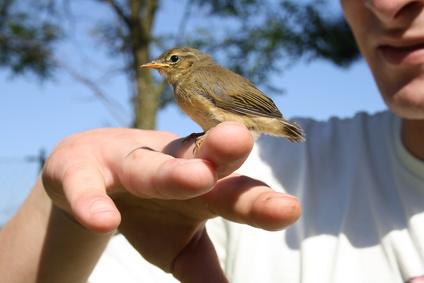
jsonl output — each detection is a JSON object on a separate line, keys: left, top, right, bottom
{"left": 182, "top": 132, "right": 205, "bottom": 155}
{"left": 193, "top": 134, "right": 207, "bottom": 155}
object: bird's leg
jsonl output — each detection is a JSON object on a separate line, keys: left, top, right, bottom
{"left": 193, "top": 133, "right": 207, "bottom": 155}
{"left": 182, "top": 132, "right": 205, "bottom": 155}
{"left": 183, "top": 132, "right": 204, "bottom": 143}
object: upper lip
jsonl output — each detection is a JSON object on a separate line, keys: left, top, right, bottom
{"left": 377, "top": 37, "right": 424, "bottom": 49}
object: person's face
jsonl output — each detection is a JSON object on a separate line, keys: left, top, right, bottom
{"left": 341, "top": 0, "right": 424, "bottom": 119}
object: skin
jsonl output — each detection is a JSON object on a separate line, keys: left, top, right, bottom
{"left": 1, "top": 1, "right": 424, "bottom": 283}
{"left": 0, "top": 122, "right": 300, "bottom": 283}
{"left": 341, "top": 0, "right": 424, "bottom": 160}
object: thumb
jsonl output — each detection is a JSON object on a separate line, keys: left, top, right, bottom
{"left": 172, "top": 228, "right": 228, "bottom": 283}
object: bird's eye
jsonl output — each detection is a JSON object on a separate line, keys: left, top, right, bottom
{"left": 170, "top": 55, "right": 180, "bottom": 63}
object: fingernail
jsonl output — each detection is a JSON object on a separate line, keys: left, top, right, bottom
{"left": 282, "top": 194, "right": 298, "bottom": 201}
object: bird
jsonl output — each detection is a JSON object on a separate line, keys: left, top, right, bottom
{"left": 141, "top": 47, "right": 304, "bottom": 152}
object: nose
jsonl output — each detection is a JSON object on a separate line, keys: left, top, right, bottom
{"left": 365, "top": 0, "right": 424, "bottom": 25}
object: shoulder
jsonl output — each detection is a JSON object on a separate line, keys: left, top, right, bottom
{"left": 296, "top": 110, "right": 395, "bottom": 140}
{"left": 255, "top": 110, "right": 395, "bottom": 155}
{"left": 238, "top": 111, "right": 398, "bottom": 191}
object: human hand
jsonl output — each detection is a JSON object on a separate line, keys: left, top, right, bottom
{"left": 42, "top": 122, "right": 301, "bottom": 282}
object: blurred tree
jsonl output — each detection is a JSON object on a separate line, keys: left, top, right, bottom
{"left": 191, "top": 1, "right": 359, "bottom": 91}
{"left": 0, "top": 0, "right": 61, "bottom": 78}
{"left": 0, "top": 0, "right": 359, "bottom": 129}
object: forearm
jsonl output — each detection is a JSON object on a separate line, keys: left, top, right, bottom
{"left": 0, "top": 179, "right": 113, "bottom": 283}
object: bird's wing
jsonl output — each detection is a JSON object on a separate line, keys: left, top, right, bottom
{"left": 191, "top": 65, "right": 282, "bottom": 118}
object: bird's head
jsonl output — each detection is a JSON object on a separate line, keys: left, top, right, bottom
{"left": 141, "top": 47, "right": 214, "bottom": 85}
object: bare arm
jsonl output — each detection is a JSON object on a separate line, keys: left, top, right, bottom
{"left": 0, "top": 122, "right": 301, "bottom": 283}
{"left": 0, "top": 178, "right": 111, "bottom": 283}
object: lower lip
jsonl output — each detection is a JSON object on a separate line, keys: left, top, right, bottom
{"left": 378, "top": 44, "right": 424, "bottom": 65}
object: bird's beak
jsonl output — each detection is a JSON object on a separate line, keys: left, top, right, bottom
{"left": 140, "top": 61, "right": 168, "bottom": 69}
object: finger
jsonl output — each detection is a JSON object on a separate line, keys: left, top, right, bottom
{"left": 172, "top": 229, "right": 228, "bottom": 283}
{"left": 205, "top": 175, "right": 301, "bottom": 231}
{"left": 165, "top": 122, "right": 254, "bottom": 179}
{"left": 120, "top": 148, "right": 217, "bottom": 200}
{"left": 61, "top": 162, "right": 121, "bottom": 233}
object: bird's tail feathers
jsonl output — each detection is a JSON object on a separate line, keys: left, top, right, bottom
{"left": 259, "top": 118, "right": 305, "bottom": 142}
{"left": 281, "top": 120, "right": 305, "bottom": 142}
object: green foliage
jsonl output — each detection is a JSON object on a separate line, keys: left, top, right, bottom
{"left": 0, "top": 0, "right": 360, "bottom": 103}
{"left": 187, "top": 0, "right": 360, "bottom": 91}
{"left": 300, "top": 5, "right": 359, "bottom": 67}
{"left": 0, "top": 0, "right": 61, "bottom": 78}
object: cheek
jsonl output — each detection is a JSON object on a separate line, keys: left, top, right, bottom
{"left": 340, "top": 0, "right": 424, "bottom": 118}
{"left": 341, "top": 0, "right": 368, "bottom": 33}
{"left": 360, "top": 47, "right": 424, "bottom": 119}
{"left": 340, "top": 1, "right": 374, "bottom": 65}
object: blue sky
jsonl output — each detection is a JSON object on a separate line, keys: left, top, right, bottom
{"left": 0, "top": 1, "right": 386, "bottom": 225}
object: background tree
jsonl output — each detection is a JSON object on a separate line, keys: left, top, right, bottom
{"left": 0, "top": 0, "right": 61, "bottom": 78}
{"left": 0, "top": 0, "right": 359, "bottom": 129}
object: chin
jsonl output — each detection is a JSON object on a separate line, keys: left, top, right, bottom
{"left": 385, "top": 87, "right": 424, "bottom": 119}
{"left": 389, "top": 104, "right": 424, "bottom": 119}
{"left": 377, "top": 70, "right": 424, "bottom": 119}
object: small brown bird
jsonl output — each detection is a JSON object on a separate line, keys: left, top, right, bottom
{"left": 141, "top": 47, "right": 304, "bottom": 150}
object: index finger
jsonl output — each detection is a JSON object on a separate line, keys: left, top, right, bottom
{"left": 164, "top": 122, "right": 254, "bottom": 179}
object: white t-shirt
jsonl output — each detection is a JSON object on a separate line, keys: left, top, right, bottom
{"left": 89, "top": 111, "right": 424, "bottom": 283}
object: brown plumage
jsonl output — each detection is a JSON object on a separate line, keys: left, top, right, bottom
{"left": 141, "top": 47, "right": 304, "bottom": 149}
